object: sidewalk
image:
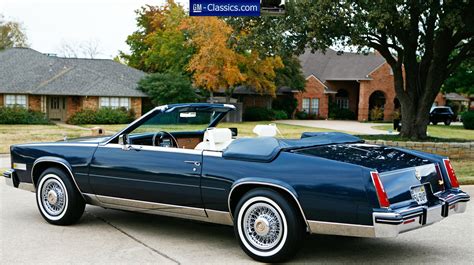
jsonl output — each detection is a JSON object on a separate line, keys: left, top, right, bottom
{"left": 277, "top": 120, "right": 395, "bottom": 135}
{"left": 0, "top": 154, "right": 11, "bottom": 169}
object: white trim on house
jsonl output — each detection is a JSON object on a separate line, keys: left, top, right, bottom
{"left": 99, "top": 96, "right": 131, "bottom": 110}
{"left": 366, "top": 61, "right": 387, "bottom": 77}
{"left": 305, "top": 74, "right": 328, "bottom": 88}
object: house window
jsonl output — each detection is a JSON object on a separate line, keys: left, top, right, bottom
{"left": 336, "top": 98, "right": 349, "bottom": 109}
{"left": 302, "top": 98, "right": 310, "bottom": 113}
{"left": 5, "top": 94, "right": 27, "bottom": 108}
{"left": 310, "top": 98, "right": 319, "bottom": 115}
{"left": 335, "top": 89, "right": 349, "bottom": 109}
{"left": 100, "top": 97, "right": 130, "bottom": 109}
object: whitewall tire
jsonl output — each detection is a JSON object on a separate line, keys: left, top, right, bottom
{"left": 234, "top": 188, "right": 304, "bottom": 262}
{"left": 36, "top": 168, "right": 85, "bottom": 225}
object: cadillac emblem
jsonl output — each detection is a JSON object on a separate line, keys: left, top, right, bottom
{"left": 415, "top": 169, "right": 422, "bottom": 180}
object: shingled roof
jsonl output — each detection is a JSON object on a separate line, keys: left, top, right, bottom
{"left": 298, "top": 48, "right": 386, "bottom": 82}
{"left": 0, "top": 48, "right": 147, "bottom": 97}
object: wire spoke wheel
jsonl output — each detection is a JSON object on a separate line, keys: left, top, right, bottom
{"left": 243, "top": 202, "right": 283, "bottom": 250}
{"left": 40, "top": 177, "right": 67, "bottom": 216}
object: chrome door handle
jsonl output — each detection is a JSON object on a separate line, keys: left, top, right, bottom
{"left": 184, "top": 161, "right": 201, "bottom": 166}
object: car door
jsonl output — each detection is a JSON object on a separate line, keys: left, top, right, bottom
{"left": 88, "top": 143, "right": 204, "bottom": 210}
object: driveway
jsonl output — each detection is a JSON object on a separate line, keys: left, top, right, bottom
{"left": 278, "top": 120, "right": 395, "bottom": 135}
{"left": 0, "top": 154, "right": 10, "bottom": 169}
{"left": 1, "top": 182, "right": 473, "bottom": 264}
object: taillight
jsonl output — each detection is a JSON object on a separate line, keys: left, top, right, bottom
{"left": 443, "top": 159, "right": 459, "bottom": 188}
{"left": 371, "top": 171, "right": 390, "bottom": 208}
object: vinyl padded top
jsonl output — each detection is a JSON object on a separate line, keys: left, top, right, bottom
{"left": 222, "top": 132, "right": 363, "bottom": 162}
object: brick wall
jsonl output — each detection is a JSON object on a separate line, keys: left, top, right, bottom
{"left": 66, "top": 96, "right": 82, "bottom": 120}
{"left": 131, "top": 97, "right": 142, "bottom": 118}
{"left": 365, "top": 140, "right": 474, "bottom": 159}
{"left": 358, "top": 63, "right": 396, "bottom": 121}
{"left": 434, "top": 93, "right": 446, "bottom": 106}
{"left": 28, "top": 95, "right": 42, "bottom": 112}
{"left": 326, "top": 80, "right": 360, "bottom": 116}
{"left": 295, "top": 76, "right": 329, "bottom": 118}
{"left": 82, "top": 96, "right": 99, "bottom": 110}
{"left": 0, "top": 94, "right": 3, "bottom": 106}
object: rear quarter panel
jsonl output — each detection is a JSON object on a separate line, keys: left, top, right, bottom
{"left": 202, "top": 151, "right": 373, "bottom": 225}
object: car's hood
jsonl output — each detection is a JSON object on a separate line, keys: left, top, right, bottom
{"left": 60, "top": 135, "right": 112, "bottom": 143}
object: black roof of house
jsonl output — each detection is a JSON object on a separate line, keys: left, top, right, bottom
{"left": 0, "top": 48, "right": 147, "bottom": 97}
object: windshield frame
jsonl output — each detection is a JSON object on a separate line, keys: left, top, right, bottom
{"left": 100, "top": 103, "right": 234, "bottom": 145}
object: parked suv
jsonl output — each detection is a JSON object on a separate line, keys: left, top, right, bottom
{"left": 430, "top": 106, "right": 455, "bottom": 125}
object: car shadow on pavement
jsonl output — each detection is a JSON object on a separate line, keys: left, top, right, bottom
{"left": 78, "top": 206, "right": 438, "bottom": 263}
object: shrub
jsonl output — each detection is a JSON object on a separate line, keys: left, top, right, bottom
{"left": 462, "top": 111, "right": 474, "bottom": 130}
{"left": 273, "top": 110, "right": 288, "bottom": 120}
{"left": 0, "top": 106, "right": 50, "bottom": 124}
{"left": 68, "top": 108, "right": 135, "bottom": 125}
{"left": 328, "top": 101, "right": 356, "bottom": 120}
{"left": 295, "top": 111, "right": 308, "bottom": 120}
{"left": 243, "top": 107, "right": 275, "bottom": 121}
{"left": 272, "top": 96, "right": 297, "bottom": 118}
{"left": 369, "top": 106, "right": 384, "bottom": 121}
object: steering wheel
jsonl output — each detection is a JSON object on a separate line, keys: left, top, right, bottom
{"left": 152, "top": 131, "right": 179, "bottom": 148}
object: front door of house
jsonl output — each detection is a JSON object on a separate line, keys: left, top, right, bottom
{"left": 48, "top": 96, "right": 66, "bottom": 121}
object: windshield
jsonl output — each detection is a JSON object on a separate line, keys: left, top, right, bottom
{"left": 129, "top": 108, "right": 224, "bottom": 136}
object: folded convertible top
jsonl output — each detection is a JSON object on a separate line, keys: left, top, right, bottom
{"left": 222, "top": 132, "right": 363, "bottom": 162}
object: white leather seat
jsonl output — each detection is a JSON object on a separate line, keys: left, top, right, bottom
{"left": 253, "top": 124, "right": 278, "bottom": 137}
{"left": 195, "top": 128, "right": 233, "bottom": 151}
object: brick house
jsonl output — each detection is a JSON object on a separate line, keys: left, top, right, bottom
{"left": 296, "top": 49, "right": 444, "bottom": 121}
{"left": 0, "top": 48, "right": 146, "bottom": 122}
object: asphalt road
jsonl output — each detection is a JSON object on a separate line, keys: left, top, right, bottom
{"left": 1, "top": 182, "right": 473, "bottom": 264}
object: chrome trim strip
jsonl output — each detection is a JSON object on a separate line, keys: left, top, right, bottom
{"left": 31, "top": 158, "right": 85, "bottom": 200}
{"left": 94, "top": 194, "right": 207, "bottom": 217}
{"left": 227, "top": 181, "right": 310, "bottom": 232}
{"left": 203, "top": 150, "right": 223, "bottom": 157}
{"left": 83, "top": 193, "right": 233, "bottom": 226}
{"left": 205, "top": 209, "right": 233, "bottom": 226}
{"left": 308, "top": 220, "right": 375, "bottom": 237}
{"left": 18, "top": 183, "right": 35, "bottom": 192}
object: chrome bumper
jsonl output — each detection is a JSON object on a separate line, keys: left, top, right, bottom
{"left": 373, "top": 191, "right": 470, "bottom": 237}
{"left": 3, "top": 169, "right": 35, "bottom": 192}
{"left": 3, "top": 169, "right": 15, "bottom": 187}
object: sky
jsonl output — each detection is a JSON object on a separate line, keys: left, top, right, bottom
{"left": 1, "top": 0, "right": 189, "bottom": 59}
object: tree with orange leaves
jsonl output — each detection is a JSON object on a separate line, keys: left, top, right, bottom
{"left": 182, "top": 17, "right": 245, "bottom": 101}
{"left": 182, "top": 17, "right": 283, "bottom": 102}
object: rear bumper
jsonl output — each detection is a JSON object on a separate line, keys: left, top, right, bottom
{"left": 373, "top": 191, "right": 470, "bottom": 237}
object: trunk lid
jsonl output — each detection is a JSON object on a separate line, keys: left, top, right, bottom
{"left": 295, "top": 143, "right": 445, "bottom": 207}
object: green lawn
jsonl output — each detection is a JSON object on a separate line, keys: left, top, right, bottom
{"left": 0, "top": 124, "right": 91, "bottom": 153}
{"left": 371, "top": 124, "right": 474, "bottom": 141}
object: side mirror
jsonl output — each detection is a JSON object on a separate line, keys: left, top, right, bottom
{"left": 118, "top": 134, "right": 129, "bottom": 147}
{"left": 229, "top": 127, "right": 238, "bottom": 137}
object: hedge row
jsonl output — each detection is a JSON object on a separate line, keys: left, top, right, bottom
{"left": 68, "top": 108, "right": 135, "bottom": 125}
{"left": 0, "top": 106, "right": 50, "bottom": 124}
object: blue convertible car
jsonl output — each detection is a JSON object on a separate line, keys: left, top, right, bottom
{"left": 3, "top": 103, "right": 470, "bottom": 262}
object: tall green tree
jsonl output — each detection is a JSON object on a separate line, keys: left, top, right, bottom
{"left": 229, "top": 0, "right": 474, "bottom": 139}
{"left": 120, "top": 1, "right": 193, "bottom": 74}
{"left": 0, "top": 15, "right": 28, "bottom": 50}
{"left": 443, "top": 59, "right": 474, "bottom": 95}
{"left": 138, "top": 72, "right": 197, "bottom": 105}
